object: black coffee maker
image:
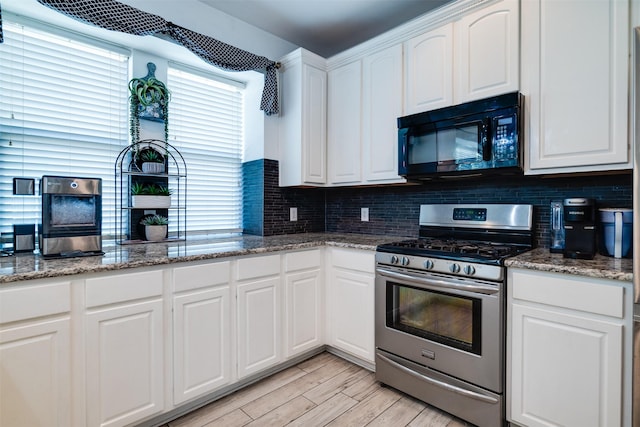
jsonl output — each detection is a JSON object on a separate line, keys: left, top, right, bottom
{"left": 563, "top": 198, "right": 596, "bottom": 259}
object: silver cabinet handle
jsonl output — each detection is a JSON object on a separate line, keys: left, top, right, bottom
{"left": 377, "top": 352, "right": 499, "bottom": 405}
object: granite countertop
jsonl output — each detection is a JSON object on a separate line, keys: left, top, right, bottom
{"left": 2, "top": 234, "right": 634, "bottom": 285}
{"left": 0, "top": 233, "right": 404, "bottom": 285}
{"left": 505, "top": 247, "right": 633, "bottom": 282}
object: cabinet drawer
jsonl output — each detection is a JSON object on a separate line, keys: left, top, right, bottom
{"left": 173, "top": 261, "right": 230, "bottom": 292}
{"left": 236, "top": 254, "right": 280, "bottom": 280}
{"left": 85, "top": 270, "right": 163, "bottom": 308}
{"left": 0, "top": 281, "right": 70, "bottom": 323}
{"left": 510, "top": 270, "right": 625, "bottom": 318}
{"left": 330, "top": 248, "right": 375, "bottom": 273}
{"left": 285, "top": 249, "right": 322, "bottom": 272}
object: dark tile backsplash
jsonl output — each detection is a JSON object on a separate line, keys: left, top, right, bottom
{"left": 242, "top": 159, "right": 264, "bottom": 236}
{"left": 245, "top": 159, "right": 632, "bottom": 248}
{"left": 325, "top": 173, "right": 633, "bottom": 248}
{"left": 243, "top": 159, "right": 325, "bottom": 236}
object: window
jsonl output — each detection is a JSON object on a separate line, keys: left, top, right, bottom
{"left": 0, "top": 15, "right": 247, "bottom": 242}
{"left": 0, "top": 17, "right": 129, "bottom": 238}
{"left": 167, "top": 64, "right": 244, "bottom": 234}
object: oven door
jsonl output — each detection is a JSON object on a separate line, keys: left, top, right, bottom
{"left": 375, "top": 265, "right": 503, "bottom": 393}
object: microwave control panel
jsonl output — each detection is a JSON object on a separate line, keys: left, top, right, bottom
{"left": 492, "top": 114, "right": 518, "bottom": 161}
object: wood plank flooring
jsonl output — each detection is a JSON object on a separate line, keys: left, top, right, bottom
{"left": 164, "top": 352, "right": 471, "bottom": 427}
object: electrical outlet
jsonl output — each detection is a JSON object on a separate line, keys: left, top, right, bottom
{"left": 361, "top": 207, "right": 369, "bottom": 222}
{"left": 290, "top": 207, "right": 298, "bottom": 221}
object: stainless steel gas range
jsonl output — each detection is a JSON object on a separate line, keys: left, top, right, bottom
{"left": 375, "top": 203, "right": 533, "bottom": 427}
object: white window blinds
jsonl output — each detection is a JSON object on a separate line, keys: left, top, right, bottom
{"left": 167, "top": 64, "right": 244, "bottom": 234}
{"left": 0, "top": 18, "right": 129, "bottom": 237}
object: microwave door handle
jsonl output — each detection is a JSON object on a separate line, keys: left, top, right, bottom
{"left": 398, "top": 129, "right": 409, "bottom": 173}
{"left": 481, "top": 118, "right": 491, "bottom": 161}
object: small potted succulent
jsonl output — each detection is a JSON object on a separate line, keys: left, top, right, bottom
{"left": 139, "top": 149, "right": 166, "bottom": 173}
{"left": 140, "top": 214, "right": 168, "bottom": 242}
{"left": 131, "top": 182, "right": 172, "bottom": 208}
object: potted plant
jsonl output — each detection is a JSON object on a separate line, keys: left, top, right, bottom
{"left": 138, "top": 148, "right": 165, "bottom": 173}
{"left": 140, "top": 214, "right": 168, "bottom": 242}
{"left": 131, "top": 183, "right": 172, "bottom": 208}
{"left": 128, "top": 62, "right": 170, "bottom": 143}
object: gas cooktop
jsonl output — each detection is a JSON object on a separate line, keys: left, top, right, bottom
{"left": 377, "top": 237, "right": 530, "bottom": 264}
{"left": 376, "top": 204, "right": 534, "bottom": 266}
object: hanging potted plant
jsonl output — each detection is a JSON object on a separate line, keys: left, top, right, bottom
{"left": 128, "top": 62, "right": 170, "bottom": 144}
{"left": 131, "top": 182, "right": 172, "bottom": 208}
{"left": 140, "top": 214, "right": 168, "bottom": 242}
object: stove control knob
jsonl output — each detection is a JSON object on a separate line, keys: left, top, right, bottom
{"left": 463, "top": 265, "right": 476, "bottom": 276}
{"left": 390, "top": 255, "right": 399, "bottom": 264}
{"left": 423, "top": 259, "right": 435, "bottom": 270}
{"left": 401, "top": 256, "right": 410, "bottom": 266}
{"left": 449, "top": 263, "right": 461, "bottom": 274}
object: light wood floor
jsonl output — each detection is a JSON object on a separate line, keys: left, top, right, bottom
{"left": 163, "top": 352, "right": 471, "bottom": 427}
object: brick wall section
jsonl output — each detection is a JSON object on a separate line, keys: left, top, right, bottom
{"left": 246, "top": 159, "right": 632, "bottom": 248}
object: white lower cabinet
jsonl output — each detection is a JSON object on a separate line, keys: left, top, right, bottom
{"left": 172, "top": 262, "right": 232, "bottom": 405}
{"left": 0, "top": 281, "right": 71, "bottom": 427}
{"left": 236, "top": 255, "right": 282, "bottom": 379}
{"left": 284, "top": 249, "right": 323, "bottom": 358}
{"left": 0, "top": 247, "right": 365, "bottom": 426}
{"left": 85, "top": 271, "right": 165, "bottom": 427}
{"left": 508, "top": 268, "right": 632, "bottom": 427}
{"left": 326, "top": 247, "right": 375, "bottom": 363}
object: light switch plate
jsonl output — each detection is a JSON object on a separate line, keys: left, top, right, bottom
{"left": 290, "top": 207, "right": 298, "bottom": 221}
{"left": 361, "top": 207, "right": 369, "bottom": 222}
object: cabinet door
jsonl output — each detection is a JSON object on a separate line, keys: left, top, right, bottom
{"left": 328, "top": 268, "right": 375, "bottom": 363}
{"left": 404, "top": 23, "right": 454, "bottom": 114}
{"left": 522, "top": 0, "right": 629, "bottom": 172}
{"left": 510, "top": 303, "right": 623, "bottom": 427}
{"left": 86, "top": 299, "right": 164, "bottom": 427}
{"left": 0, "top": 318, "right": 70, "bottom": 427}
{"left": 277, "top": 48, "right": 327, "bottom": 187}
{"left": 173, "top": 286, "right": 231, "bottom": 405}
{"left": 362, "top": 44, "right": 405, "bottom": 183}
{"left": 285, "top": 269, "right": 323, "bottom": 357}
{"left": 302, "top": 63, "right": 327, "bottom": 184}
{"left": 237, "top": 277, "right": 281, "bottom": 378}
{"left": 328, "top": 60, "right": 362, "bottom": 184}
{"left": 456, "top": 0, "right": 519, "bottom": 102}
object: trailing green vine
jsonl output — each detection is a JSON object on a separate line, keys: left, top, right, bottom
{"left": 128, "top": 62, "right": 170, "bottom": 146}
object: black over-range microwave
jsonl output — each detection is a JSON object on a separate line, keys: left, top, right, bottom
{"left": 398, "top": 92, "right": 523, "bottom": 179}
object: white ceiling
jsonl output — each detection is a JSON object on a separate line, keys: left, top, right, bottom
{"left": 197, "top": 0, "right": 451, "bottom": 57}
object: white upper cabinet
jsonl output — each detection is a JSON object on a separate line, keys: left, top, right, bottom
{"left": 278, "top": 48, "right": 327, "bottom": 187}
{"left": 404, "top": 0, "right": 519, "bottom": 114}
{"left": 522, "top": 0, "right": 630, "bottom": 174}
{"left": 456, "top": 0, "right": 519, "bottom": 102}
{"left": 404, "top": 23, "right": 454, "bottom": 114}
{"left": 328, "top": 60, "right": 362, "bottom": 185}
{"left": 328, "top": 44, "right": 405, "bottom": 186}
{"left": 362, "top": 44, "right": 406, "bottom": 183}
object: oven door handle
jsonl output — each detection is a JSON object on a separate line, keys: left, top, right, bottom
{"left": 376, "top": 267, "right": 499, "bottom": 295}
{"left": 377, "top": 352, "right": 499, "bottom": 405}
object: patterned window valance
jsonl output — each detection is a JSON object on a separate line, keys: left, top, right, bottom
{"left": 2, "top": 0, "right": 279, "bottom": 115}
